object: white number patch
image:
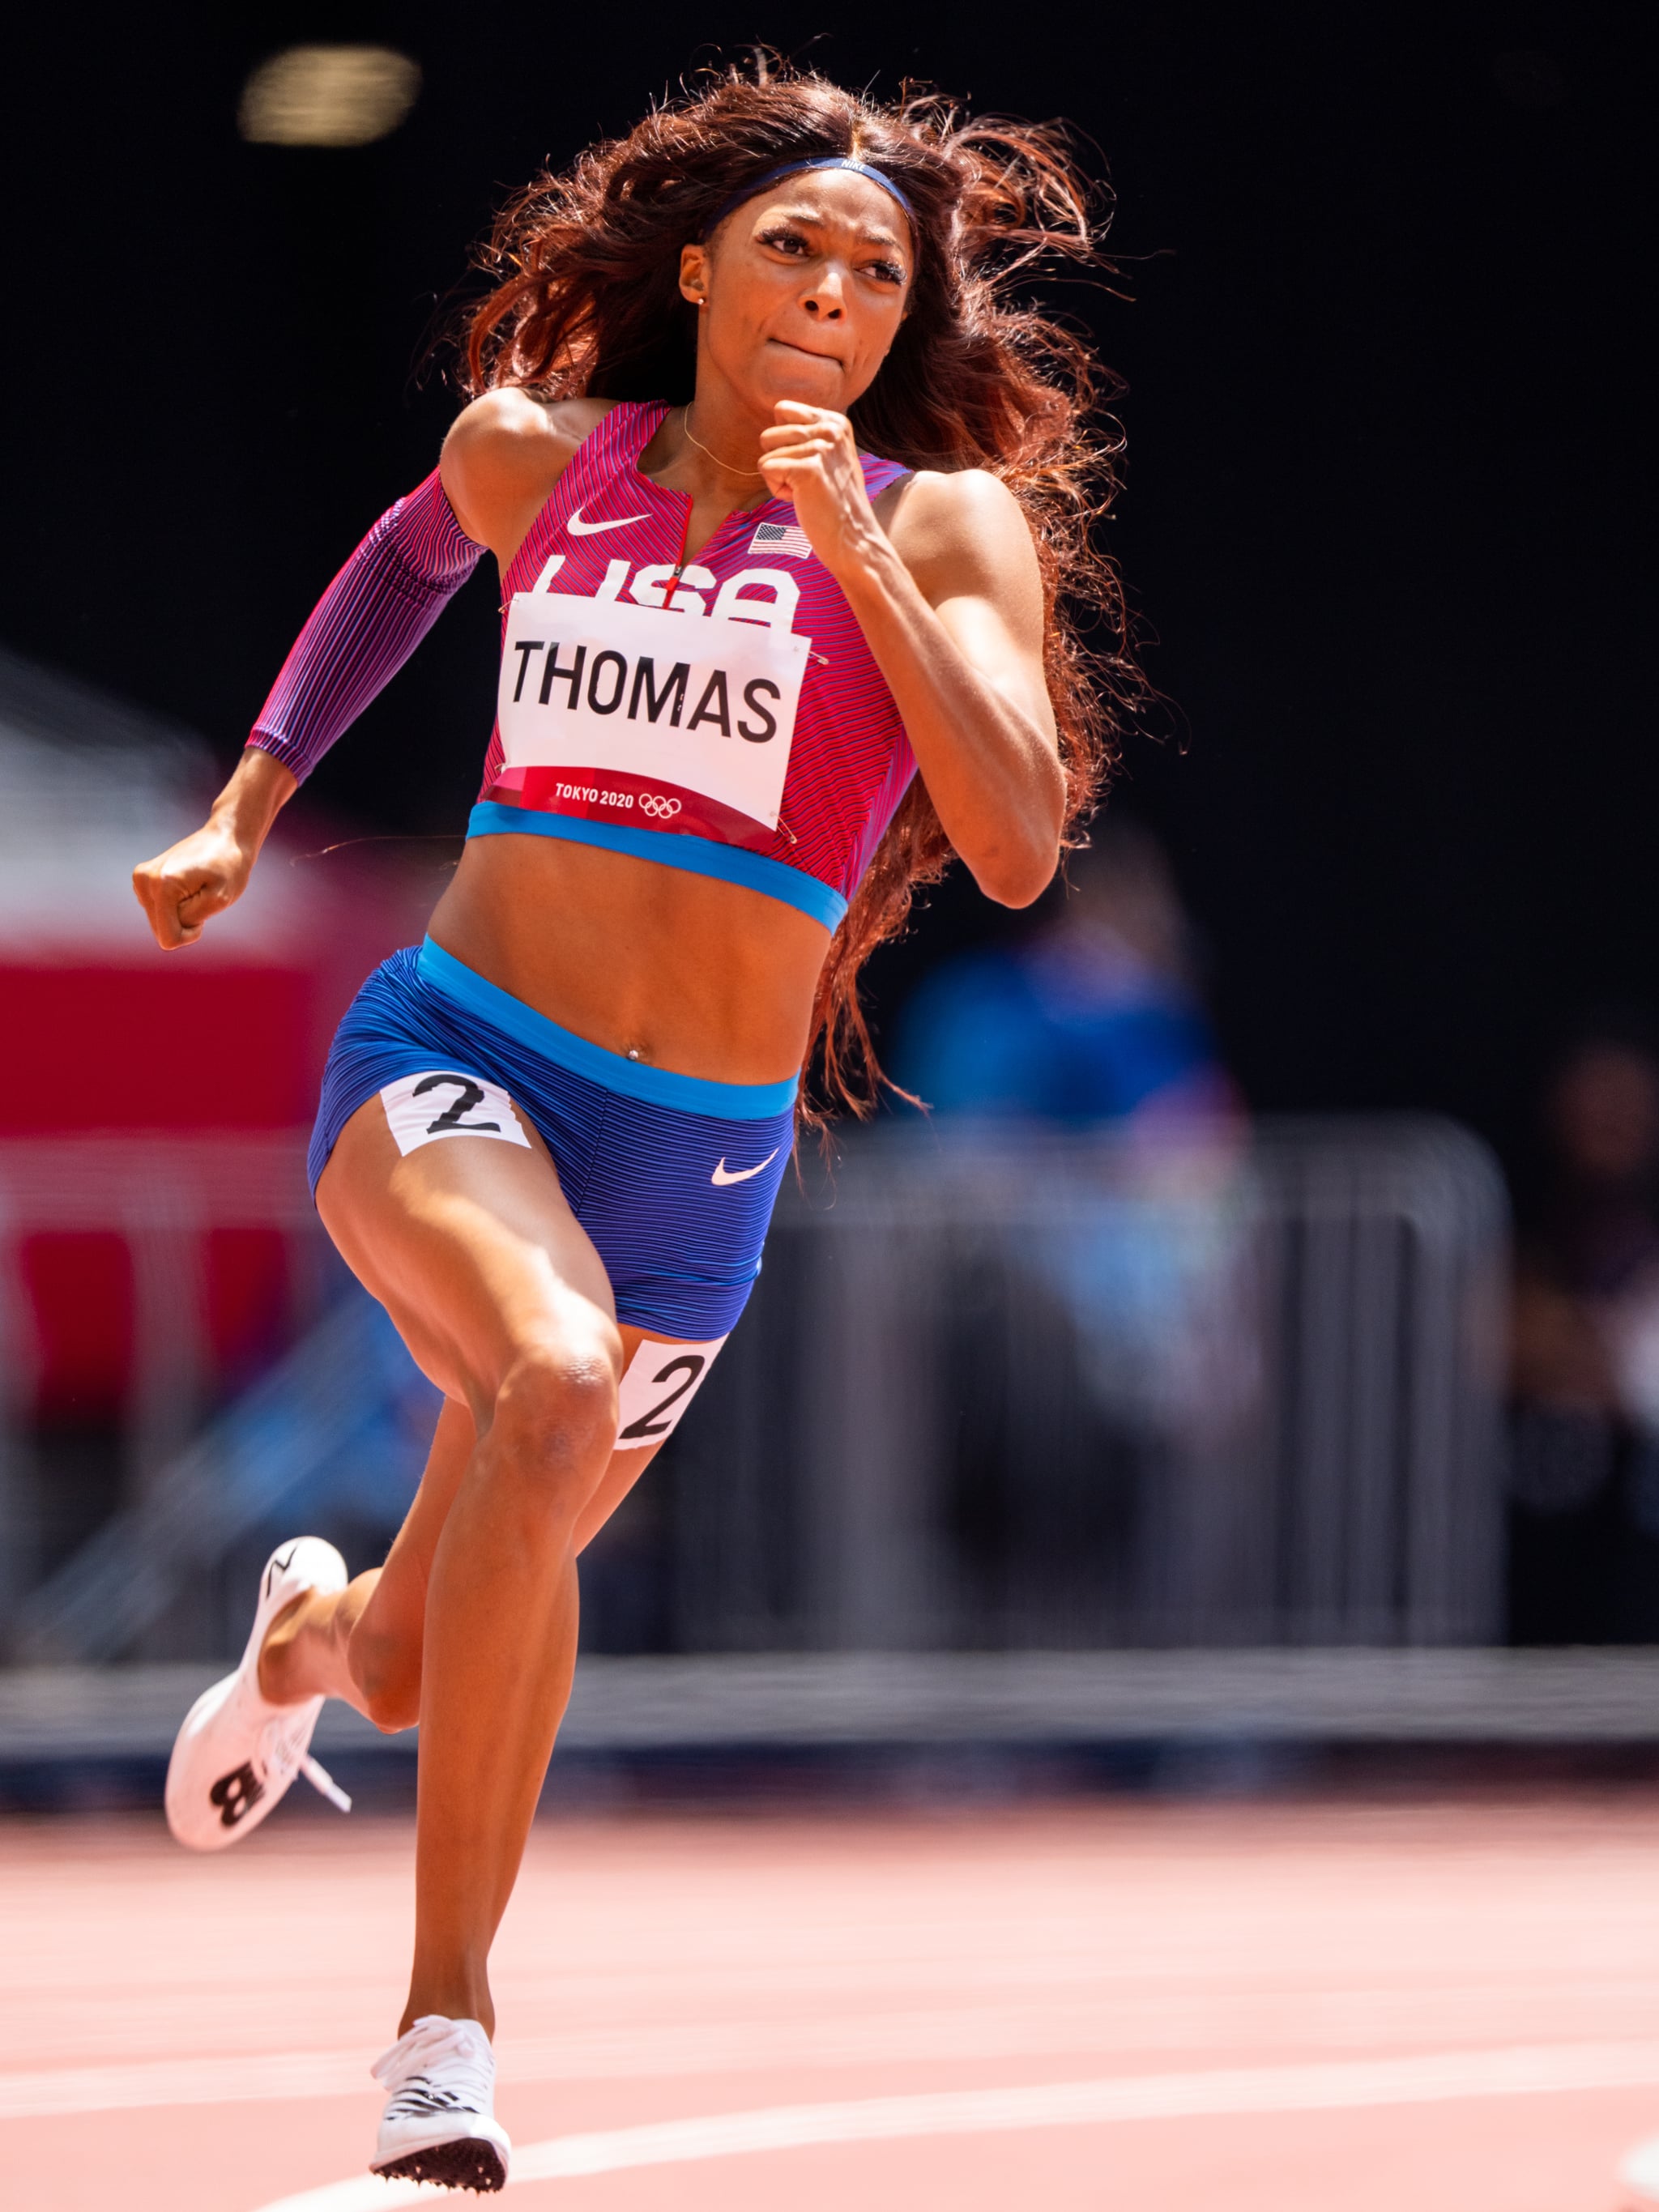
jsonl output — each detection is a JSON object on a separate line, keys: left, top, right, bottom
{"left": 380, "top": 1070, "right": 532, "bottom": 1157}
{"left": 614, "top": 1336, "right": 727, "bottom": 1450}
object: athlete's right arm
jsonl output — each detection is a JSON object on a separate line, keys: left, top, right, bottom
{"left": 130, "top": 457, "right": 481, "bottom": 950}
{"left": 132, "top": 394, "right": 604, "bottom": 952}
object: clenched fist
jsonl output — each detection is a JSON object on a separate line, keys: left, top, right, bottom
{"left": 131, "top": 745, "right": 295, "bottom": 949}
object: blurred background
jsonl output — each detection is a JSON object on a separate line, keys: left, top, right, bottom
{"left": 1, "top": 1, "right": 1657, "bottom": 1798}
{"left": 14, "top": 15, "right": 1659, "bottom": 2212}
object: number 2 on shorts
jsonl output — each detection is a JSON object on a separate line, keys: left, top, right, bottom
{"left": 378, "top": 1070, "right": 532, "bottom": 1157}
{"left": 614, "top": 1336, "right": 727, "bottom": 1448}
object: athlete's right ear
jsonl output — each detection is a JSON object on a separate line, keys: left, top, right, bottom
{"left": 678, "top": 241, "right": 710, "bottom": 309}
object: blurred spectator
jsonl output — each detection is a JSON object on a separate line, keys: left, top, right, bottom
{"left": 889, "top": 821, "right": 1254, "bottom": 1635}
{"left": 1508, "top": 1016, "right": 1659, "bottom": 1641}
{"left": 894, "top": 817, "right": 1237, "bottom": 1130}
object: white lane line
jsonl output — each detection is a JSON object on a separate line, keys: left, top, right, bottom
{"left": 12, "top": 1978, "right": 1659, "bottom": 2109}
{"left": 11, "top": 1993, "right": 1659, "bottom": 2121}
{"left": 0, "top": 2048, "right": 371, "bottom": 2120}
{"left": 249, "top": 2039, "right": 1659, "bottom": 2209}
{"left": 0, "top": 1994, "right": 1425, "bottom": 2119}
{"left": 1623, "top": 2133, "right": 1659, "bottom": 2197}
{"left": 0, "top": 2005, "right": 1127, "bottom": 2119}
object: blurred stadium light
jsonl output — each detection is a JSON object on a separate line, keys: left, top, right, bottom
{"left": 237, "top": 46, "right": 421, "bottom": 148}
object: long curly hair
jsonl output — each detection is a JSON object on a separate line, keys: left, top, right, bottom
{"left": 462, "top": 60, "right": 1142, "bottom": 1118}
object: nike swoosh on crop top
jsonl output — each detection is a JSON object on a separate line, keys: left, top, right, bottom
{"left": 249, "top": 401, "right": 918, "bottom": 933}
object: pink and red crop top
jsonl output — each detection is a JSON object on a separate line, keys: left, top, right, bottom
{"left": 249, "top": 400, "right": 918, "bottom": 932}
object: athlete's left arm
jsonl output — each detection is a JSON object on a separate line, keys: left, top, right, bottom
{"left": 761, "top": 407, "right": 1064, "bottom": 908}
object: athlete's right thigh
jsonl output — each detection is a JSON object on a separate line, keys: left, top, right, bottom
{"left": 315, "top": 1088, "right": 623, "bottom": 1428}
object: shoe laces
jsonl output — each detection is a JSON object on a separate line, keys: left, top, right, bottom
{"left": 372, "top": 2015, "right": 495, "bottom": 2116}
{"left": 257, "top": 1711, "right": 351, "bottom": 1814}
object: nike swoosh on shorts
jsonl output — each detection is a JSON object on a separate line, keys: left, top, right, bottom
{"left": 566, "top": 504, "right": 650, "bottom": 535}
{"left": 711, "top": 1149, "right": 780, "bottom": 1187}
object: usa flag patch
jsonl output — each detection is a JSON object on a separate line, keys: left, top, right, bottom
{"left": 747, "top": 520, "right": 812, "bottom": 559}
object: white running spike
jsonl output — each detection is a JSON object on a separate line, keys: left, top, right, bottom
{"left": 164, "top": 1536, "right": 348, "bottom": 1852}
{"left": 372, "top": 2014, "right": 511, "bottom": 2189}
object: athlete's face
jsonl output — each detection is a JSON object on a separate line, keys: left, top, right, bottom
{"left": 680, "top": 170, "right": 913, "bottom": 416}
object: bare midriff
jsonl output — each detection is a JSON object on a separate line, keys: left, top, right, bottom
{"left": 426, "top": 833, "right": 830, "bottom": 1085}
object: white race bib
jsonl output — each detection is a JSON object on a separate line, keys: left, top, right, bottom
{"left": 495, "top": 589, "right": 808, "bottom": 846}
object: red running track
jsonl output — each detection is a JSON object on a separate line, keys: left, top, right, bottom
{"left": 5, "top": 1796, "right": 1659, "bottom": 2210}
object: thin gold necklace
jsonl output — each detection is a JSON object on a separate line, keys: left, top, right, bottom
{"left": 681, "top": 405, "right": 766, "bottom": 481}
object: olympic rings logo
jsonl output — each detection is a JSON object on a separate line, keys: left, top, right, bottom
{"left": 640, "top": 794, "right": 682, "bottom": 820}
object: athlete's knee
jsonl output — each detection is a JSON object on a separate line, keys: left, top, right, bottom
{"left": 347, "top": 1621, "right": 421, "bottom": 1735}
{"left": 482, "top": 1330, "right": 622, "bottom": 1517}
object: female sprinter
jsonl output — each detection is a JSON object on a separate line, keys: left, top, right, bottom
{"left": 132, "top": 66, "right": 1135, "bottom": 2193}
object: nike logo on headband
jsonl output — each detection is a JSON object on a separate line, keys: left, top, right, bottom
{"left": 567, "top": 504, "right": 650, "bottom": 535}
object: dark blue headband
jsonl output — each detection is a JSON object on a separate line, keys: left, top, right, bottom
{"left": 701, "top": 156, "right": 915, "bottom": 240}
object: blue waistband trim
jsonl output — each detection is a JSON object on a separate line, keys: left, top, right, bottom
{"left": 467, "top": 803, "right": 849, "bottom": 933}
{"left": 416, "top": 938, "right": 800, "bottom": 1121}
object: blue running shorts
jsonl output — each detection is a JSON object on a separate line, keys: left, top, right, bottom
{"left": 309, "top": 938, "right": 796, "bottom": 1340}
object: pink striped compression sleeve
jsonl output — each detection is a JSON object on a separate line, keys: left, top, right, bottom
{"left": 247, "top": 468, "right": 484, "bottom": 782}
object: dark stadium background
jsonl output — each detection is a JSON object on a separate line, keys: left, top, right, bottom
{"left": 4, "top": 2, "right": 1648, "bottom": 1165}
